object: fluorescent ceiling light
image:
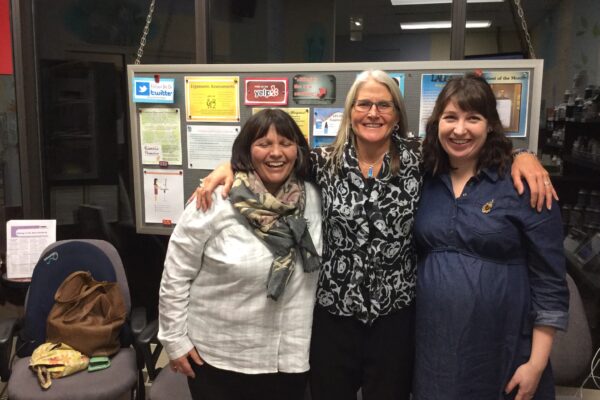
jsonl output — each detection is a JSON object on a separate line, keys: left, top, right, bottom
{"left": 400, "top": 20, "right": 491, "bottom": 29}
{"left": 392, "top": 0, "right": 503, "bottom": 5}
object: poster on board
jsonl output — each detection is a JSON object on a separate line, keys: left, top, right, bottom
{"left": 313, "top": 108, "right": 343, "bottom": 136}
{"left": 484, "top": 71, "right": 529, "bottom": 137}
{"left": 139, "top": 108, "right": 182, "bottom": 165}
{"left": 185, "top": 76, "right": 240, "bottom": 122}
{"left": 244, "top": 77, "right": 288, "bottom": 106}
{"left": 187, "top": 125, "right": 240, "bottom": 169}
{"left": 143, "top": 169, "right": 185, "bottom": 224}
{"left": 133, "top": 77, "right": 175, "bottom": 104}
{"left": 292, "top": 74, "right": 336, "bottom": 104}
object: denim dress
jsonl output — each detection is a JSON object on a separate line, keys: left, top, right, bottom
{"left": 413, "top": 167, "right": 569, "bottom": 400}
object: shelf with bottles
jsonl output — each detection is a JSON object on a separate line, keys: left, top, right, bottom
{"left": 540, "top": 119, "right": 600, "bottom": 175}
{"left": 549, "top": 85, "right": 600, "bottom": 126}
{"left": 561, "top": 188, "right": 600, "bottom": 236}
{"left": 563, "top": 154, "right": 600, "bottom": 173}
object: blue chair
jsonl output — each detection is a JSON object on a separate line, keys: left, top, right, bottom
{"left": 0, "top": 239, "right": 148, "bottom": 400}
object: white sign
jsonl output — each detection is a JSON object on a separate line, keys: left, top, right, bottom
{"left": 133, "top": 78, "right": 175, "bottom": 103}
{"left": 6, "top": 220, "right": 57, "bottom": 279}
{"left": 143, "top": 169, "right": 185, "bottom": 224}
{"left": 187, "top": 125, "right": 240, "bottom": 169}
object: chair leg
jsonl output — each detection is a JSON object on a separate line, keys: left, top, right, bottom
{"left": 136, "top": 369, "right": 146, "bottom": 400}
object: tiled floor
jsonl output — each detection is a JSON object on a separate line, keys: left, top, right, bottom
{"left": 557, "top": 386, "right": 600, "bottom": 399}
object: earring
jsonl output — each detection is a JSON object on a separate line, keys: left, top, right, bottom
{"left": 393, "top": 123, "right": 400, "bottom": 132}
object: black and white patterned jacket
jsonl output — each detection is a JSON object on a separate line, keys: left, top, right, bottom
{"left": 310, "top": 135, "right": 423, "bottom": 324}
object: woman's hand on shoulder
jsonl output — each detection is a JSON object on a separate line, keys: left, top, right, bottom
{"left": 511, "top": 153, "right": 558, "bottom": 212}
{"left": 169, "top": 348, "right": 204, "bottom": 378}
{"left": 504, "top": 360, "right": 544, "bottom": 400}
{"left": 190, "top": 163, "right": 234, "bottom": 211}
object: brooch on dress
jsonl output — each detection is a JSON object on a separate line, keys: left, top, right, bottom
{"left": 481, "top": 199, "right": 494, "bottom": 214}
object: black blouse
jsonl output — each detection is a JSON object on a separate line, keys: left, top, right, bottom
{"left": 310, "top": 135, "right": 423, "bottom": 324}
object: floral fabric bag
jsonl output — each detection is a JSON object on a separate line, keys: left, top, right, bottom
{"left": 29, "top": 342, "right": 89, "bottom": 389}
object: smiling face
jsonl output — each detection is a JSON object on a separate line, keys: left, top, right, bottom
{"left": 250, "top": 124, "right": 298, "bottom": 194}
{"left": 350, "top": 79, "right": 399, "bottom": 149}
{"left": 438, "top": 100, "right": 489, "bottom": 173}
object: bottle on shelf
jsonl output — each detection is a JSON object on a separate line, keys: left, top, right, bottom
{"left": 556, "top": 90, "right": 571, "bottom": 121}
{"left": 566, "top": 90, "right": 576, "bottom": 122}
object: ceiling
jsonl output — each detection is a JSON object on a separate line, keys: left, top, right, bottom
{"left": 336, "top": 0, "right": 562, "bottom": 37}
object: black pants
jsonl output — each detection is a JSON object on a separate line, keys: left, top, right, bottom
{"left": 188, "top": 361, "right": 308, "bottom": 400}
{"left": 309, "top": 305, "right": 415, "bottom": 400}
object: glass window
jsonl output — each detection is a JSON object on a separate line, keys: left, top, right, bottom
{"left": 33, "top": 0, "right": 196, "bottom": 233}
{"left": 210, "top": 0, "right": 335, "bottom": 63}
{"left": 336, "top": 1, "right": 453, "bottom": 61}
{"left": 465, "top": 1, "right": 522, "bottom": 59}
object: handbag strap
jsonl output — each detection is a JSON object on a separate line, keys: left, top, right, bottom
{"left": 35, "top": 366, "right": 52, "bottom": 389}
{"left": 54, "top": 271, "right": 113, "bottom": 303}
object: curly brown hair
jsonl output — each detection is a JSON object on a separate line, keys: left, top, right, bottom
{"left": 422, "top": 73, "right": 513, "bottom": 176}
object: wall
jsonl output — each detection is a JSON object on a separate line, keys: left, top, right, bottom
{"left": 335, "top": 32, "right": 432, "bottom": 62}
{"left": 211, "top": 0, "right": 335, "bottom": 63}
{"left": 0, "top": 0, "right": 20, "bottom": 208}
{"left": 336, "top": 29, "right": 520, "bottom": 62}
{"left": 534, "top": 0, "right": 600, "bottom": 109}
{"left": 34, "top": 0, "right": 196, "bottom": 63}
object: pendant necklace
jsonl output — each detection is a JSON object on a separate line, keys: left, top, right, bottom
{"left": 358, "top": 153, "right": 385, "bottom": 178}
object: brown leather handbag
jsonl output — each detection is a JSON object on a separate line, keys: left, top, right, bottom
{"left": 46, "top": 271, "right": 126, "bottom": 357}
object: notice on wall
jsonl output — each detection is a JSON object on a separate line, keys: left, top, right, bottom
{"left": 187, "top": 125, "right": 240, "bottom": 169}
{"left": 312, "top": 107, "right": 343, "bottom": 148}
{"left": 389, "top": 73, "right": 406, "bottom": 96}
{"left": 292, "top": 74, "right": 336, "bottom": 104}
{"left": 484, "top": 70, "right": 529, "bottom": 138}
{"left": 313, "top": 108, "right": 343, "bottom": 136}
{"left": 143, "top": 169, "right": 185, "bottom": 224}
{"left": 185, "top": 76, "right": 240, "bottom": 122}
{"left": 6, "top": 219, "right": 56, "bottom": 279}
{"left": 133, "top": 77, "right": 175, "bottom": 104}
{"left": 139, "top": 108, "right": 182, "bottom": 165}
{"left": 244, "top": 77, "right": 288, "bottom": 106}
{"left": 252, "top": 107, "right": 311, "bottom": 142}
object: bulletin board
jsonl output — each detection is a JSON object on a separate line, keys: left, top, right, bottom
{"left": 127, "top": 60, "right": 544, "bottom": 235}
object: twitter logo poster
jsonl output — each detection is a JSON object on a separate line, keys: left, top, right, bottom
{"left": 133, "top": 77, "right": 175, "bottom": 103}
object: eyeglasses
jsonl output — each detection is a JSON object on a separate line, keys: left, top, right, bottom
{"left": 353, "top": 100, "right": 396, "bottom": 114}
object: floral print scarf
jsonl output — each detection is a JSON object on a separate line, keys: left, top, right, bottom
{"left": 229, "top": 171, "right": 320, "bottom": 300}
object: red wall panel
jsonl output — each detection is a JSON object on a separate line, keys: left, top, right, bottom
{"left": 0, "top": 0, "right": 13, "bottom": 75}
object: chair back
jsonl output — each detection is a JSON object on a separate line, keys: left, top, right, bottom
{"left": 550, "top": 274, "right": 593, "bottom": 385}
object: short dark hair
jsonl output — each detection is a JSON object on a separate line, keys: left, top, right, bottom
{"left": 422, "top": 73, "right": 513, "bottom": 176}
{"left": 231, "top": 108, "right": 311, "bottom": 179}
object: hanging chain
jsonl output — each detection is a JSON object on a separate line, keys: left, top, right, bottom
{"left": 134, "top": 0, "right": 156, "bottom": 65}
{"left": 512, "top": 0, "right": 536, "bottom": 59}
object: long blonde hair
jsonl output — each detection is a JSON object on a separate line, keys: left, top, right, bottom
{"left": 328, "top": 70, "right": 408, "bottom": 175}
